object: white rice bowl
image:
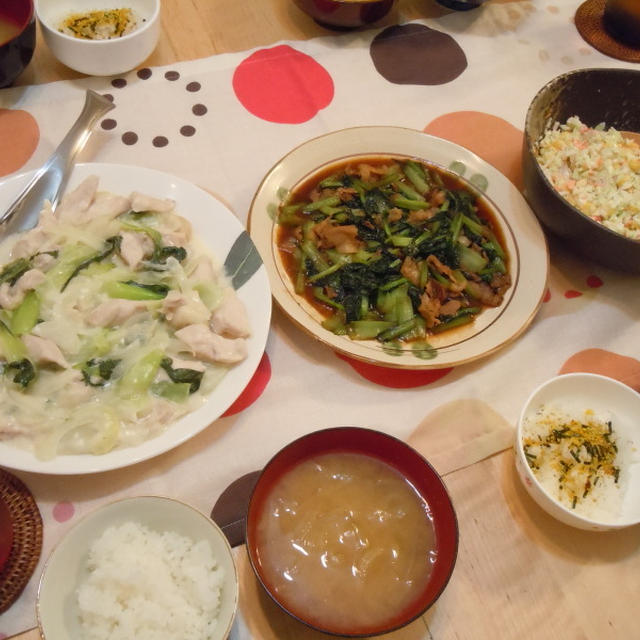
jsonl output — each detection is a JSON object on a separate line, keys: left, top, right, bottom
{"left": 38, "top": 497, "right": 238, "bottom": 640}
{"left": 77, "top": 522, "right": 224, "bottom": 640}
{"left": 515, "top": 373, "right": 640, "bottom": 531}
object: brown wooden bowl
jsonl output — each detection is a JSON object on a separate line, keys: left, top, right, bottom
{"left": 522, "top": 68, "right": 640, "bottom": 273}
{"left": 292, "top": 0, "right": 395, "bottom": 30}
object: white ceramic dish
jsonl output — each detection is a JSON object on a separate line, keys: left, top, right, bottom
{"left": 249, "top": 126, "right": 548, "bottom": 370}
{"left": 35, "top": 0, "right": 160, "bottom": 76}
{"left": 37, "top": 496, "right": 238, "bottom": 640}
{"left": 0, "top": 163, "right": 271, "bottom": 475}
{"left": 515, "top": 373, "right": 640, "bottom": 531}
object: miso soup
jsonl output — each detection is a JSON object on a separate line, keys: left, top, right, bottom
{"left": 0, "top": 17, "right": 21, "bottom": 45}
{"left": 254, "top": 451, "right": 437, "bottom": 634}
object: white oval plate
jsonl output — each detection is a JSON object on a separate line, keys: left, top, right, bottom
{"left": 249, "top": 126, "right": 548, "bottom": 370}
{"left": 0, "top": 163, "right": 271, "bottom": 474}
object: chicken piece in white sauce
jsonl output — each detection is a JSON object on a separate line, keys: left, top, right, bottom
{"left": 87, "top": 299, "right": 148, "bottom": 327}
{"left": 22, "top": 334, "right": 69, "bottom": 368}
{"left": 0, "top": 269, "right": 46, "bottom": 310}
{"left": 175, "top": 323, "right": 248, "bottom": 364}
{"left": 210, "top": 288, "right": 251, "bottom": 338}
{"left": 162, "top": 290, "right": 210, "bottom": 329}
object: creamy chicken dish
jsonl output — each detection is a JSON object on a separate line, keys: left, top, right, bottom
{"left": 0, "top": 177, "right": 250, "bottom": 460}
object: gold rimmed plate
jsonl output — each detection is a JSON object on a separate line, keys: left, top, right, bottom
{"left": 248, "top": 126, "right": 548, "bottom": 370}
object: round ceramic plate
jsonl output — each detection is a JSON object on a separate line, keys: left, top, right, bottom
{"left": 0, "top": 163, "right": 271, "bottom": 474}
{"left": 248, "top": 126, "right": 548, "bottom": 369}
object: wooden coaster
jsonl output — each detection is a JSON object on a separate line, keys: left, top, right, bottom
{"left": 575, "top": 0, "right": 640, "bottom": 62}
{"left": 211, "top": 470, "right": 260, "bottom": 548}
{"left": 0, "top": 469, "right": 43, "bottom": 614}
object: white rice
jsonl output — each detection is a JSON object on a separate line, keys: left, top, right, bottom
{"left": 535, "top": 116, "right": 640, "bottom": 240}
{"left": 522, "top": 403, "right": 625, "bottom": 522}
{"left": 77, "top": 521, "right": 224, "bottom": 640}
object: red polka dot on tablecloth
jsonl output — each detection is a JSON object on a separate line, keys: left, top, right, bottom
{"left": 222, "top": 352, "right": 271, "bottom": 417}
{"left": 52, "top": 501, "right": 75, "bottom": 523}
{"left": 543, "top": 288, "right": 551, "bottom": 303}
{"left": 424, "top": 111, "right": 524, "bottom": 189}
{"left": 0, "top": 109, "right": 39, "bottom": 177}
{"left": 560, "top": 349, "right": 640, "bottom": 393}
{"left": 564, "top": 290, "right": 582, "bottom": 299}
{"left": 587, "top": 274, "right": 603, "bottom": 288}
{"left": 232, "top": 45, "right": 334, "bottom": 124}
{"left": 336, "top": 353, "right": 453, "bottom": 388}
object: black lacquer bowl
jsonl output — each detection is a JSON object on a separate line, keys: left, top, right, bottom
{"left": 522, "top": 68, "right": 640, "bottom": 273}
{"left": 0, "top": 0, "right": 36, "bottom": 88}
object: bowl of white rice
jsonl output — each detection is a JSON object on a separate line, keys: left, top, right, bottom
{"left": 522, "top": 68, "right": 640, "bottom": 273}
{"left": 515, "top": 373, "right": 640, "bottom": 531}
{"left": 37, "top": 496, "right": 238, "bottom": 640}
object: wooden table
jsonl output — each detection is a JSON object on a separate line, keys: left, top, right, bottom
{"left": 18, "top": 0, "right": 454, "bottom": 87}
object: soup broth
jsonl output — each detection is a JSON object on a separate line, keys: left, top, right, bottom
{"left": 0, "top": 17, "right": 21, "bottom": 45}
{"left": 254, "top": 451, "right": 437, "bottom": 633}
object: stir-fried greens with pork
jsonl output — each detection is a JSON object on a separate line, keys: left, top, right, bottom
{"left": 277, "top": 157, "right": 511, "bottom": 343}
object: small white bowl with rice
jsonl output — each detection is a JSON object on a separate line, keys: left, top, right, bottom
{"left": 515, "top": 373, "right": 640, "bottom": 531}
{"left": 37, "top": 496, "right": 238, "bottom": 640}
{"left": 35, "top": 0, "right": 160, "bottom": 76}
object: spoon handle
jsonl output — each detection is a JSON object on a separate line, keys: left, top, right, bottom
{"left": 0, "top": 89, "right": 114, "bottom": 236}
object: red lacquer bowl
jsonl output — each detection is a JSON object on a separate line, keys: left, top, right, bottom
{"left": 0, "top": 0, "right": 35, "bottom": 88}
{"left": 0, "top": 497, "right": 14, "bottom": 572}
{"left": 293, "top": 0, "right": 395, "bottom": 30}
{"left": 246, "top": 426, "right": 458, "bottom": 637}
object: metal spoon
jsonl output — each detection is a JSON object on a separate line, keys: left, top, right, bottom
{"left": 0, "top": 89, "right": 114, "bottom": 238}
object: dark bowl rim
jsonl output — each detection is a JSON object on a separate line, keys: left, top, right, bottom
{"left": 245, "top": 425, "right": 459, "bottom": 637}
{"left": 524, "top": 67, "right": 640, "bottom": 248}
{"left": 294, "top": 0, "right": 393, "bottom": 6}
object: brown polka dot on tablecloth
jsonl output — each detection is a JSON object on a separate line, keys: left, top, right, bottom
{"left": 102, "top": 93, "right": 114, "bottom": 102}
{"left": 111, "top": 78, "right": 127, "bottom": 89}
{"left": 370, "top": 23, "right": 467, "bottom": 85}
{"left": 165, "top": 70, "right": 180, "bottom": 81}
{"left": 152, "top": 136, "right": 168, "bottom": 147}
{"left": 101, "top": 118, "right": 117, "bottom": 130}
{"left": 186, "top": 81, "right": 201, "bottom": 92}
{"left": 192, "top": 104, "right": 207, "bottom": 116}
{"left": 122, "top": 131, "right": 138, "bottom": 145}
{"left": 180, "top": 125, "right": 195, "bottom": 136}
{"left": 137, "top": 68, "right": 152, "bottom": 80}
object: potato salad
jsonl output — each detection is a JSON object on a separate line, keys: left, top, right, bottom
{"left": 0, "top": 176, "right": 250, "bottom": 460}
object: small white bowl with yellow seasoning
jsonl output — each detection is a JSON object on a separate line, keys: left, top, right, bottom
{"left": 35, "top": 0, "right": 160, "bottom": 76}
{"left": 515, "top": 373, "right": 640, "bottom": 531}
